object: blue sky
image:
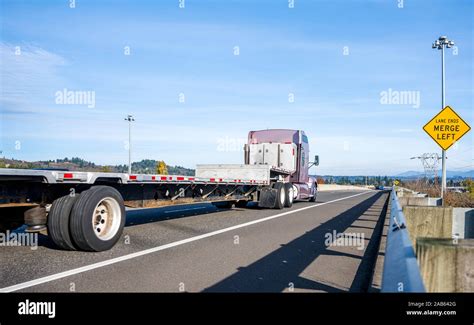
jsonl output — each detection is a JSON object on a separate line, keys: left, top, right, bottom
{"left": 0, "top": 0, "right": 472, "bottom": 175}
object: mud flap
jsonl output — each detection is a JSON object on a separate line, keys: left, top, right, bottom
{"left": 258, "top": 187, "right": 278, "bottom": 208}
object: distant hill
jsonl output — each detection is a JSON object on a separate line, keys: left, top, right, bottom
{"left": 395, "top": 171, "right": 424, "bottom": 177}
{"left": 0, "top": 157, "right": 195, "bottom": 176}
{"left": 395, "top": 170, "right": 474, "bottom": 178}
{"left": 449, "top": 170, "right": 474, "bottom": 178}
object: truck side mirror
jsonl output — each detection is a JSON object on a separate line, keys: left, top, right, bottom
{"left": 314, "top": 155, "right": 319, "bottom": 166}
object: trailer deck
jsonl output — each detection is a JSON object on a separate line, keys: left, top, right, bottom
{"left": 0, "top": 165, "right": 294, "bottom": 186}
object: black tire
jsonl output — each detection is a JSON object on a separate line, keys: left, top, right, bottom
{"left": 235, "top": 200, "right": 249, "bottom": 208}
{"left": 273, "top": 183, "right": 285, "bottom": 209}
{"left": 284, "top": 183, "right": 294, "bottom": 208}
{"left": 47, "top": 194, "right": 80, "bottom": 250}
{"left": 212, "top": 201, "right": 235, "bottom": 209}
{"left": 70, "top": 186, "right": 125, "bottom": 252}
{"left": 309, "top": 184, "right": 317, "bottom": 202}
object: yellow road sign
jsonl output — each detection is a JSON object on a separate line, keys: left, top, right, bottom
{"left": 394, "top": 180, "right": 400, "bottom": 186}
{"left": 423, "top": 106, "right": 471, "bottom": 150}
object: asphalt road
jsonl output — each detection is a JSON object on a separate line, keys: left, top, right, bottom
{"left": 0, "top": 190, "right": 389, "bottom": 292}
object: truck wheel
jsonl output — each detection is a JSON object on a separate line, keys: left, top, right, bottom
{"left": 309, "top": 184, "right": 317, "bottom": 202}
{"left": 47, "top": 194, "right": 80, "bottom": 250}
{"left": 70, "top": 186, "right": 125, "bottom": 252}
{"left": 273, "top": 183, "right": 285, "bottom": 209}
{"left": 284, "top": 183, "right": 294, "bottom": 207}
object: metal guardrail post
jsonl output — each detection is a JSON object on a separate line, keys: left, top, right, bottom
{"left": 381, "top": 187, "right": 426, "bottom": 292}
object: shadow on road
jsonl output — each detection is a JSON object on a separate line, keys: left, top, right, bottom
{"left": 203, "top": 191, "right": 388, "bottom": 293}
{"left": 124, "top": 193, "right": 334, "bottom": 229}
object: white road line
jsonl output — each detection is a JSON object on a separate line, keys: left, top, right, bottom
{"left": 0, "top": 191, "right": 373, "bottom": 293}
{"left": 164, "top": 207, "right": 206, "bottom": 214}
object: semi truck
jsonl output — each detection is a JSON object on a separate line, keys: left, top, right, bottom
{"left": 0, "top": 129, "right": 318, "bottom": 252}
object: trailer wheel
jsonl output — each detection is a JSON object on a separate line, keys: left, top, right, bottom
{"left": 47, "top": 194, "right": 80, "bottom": 250}
{"left": 272, "top": 183, "right": 285, "bottom": 209}
{"left": 284, "top": 183, "right": 294, "bottom": 208}
{"left": 70, "top": 186, "right": 125, "bottom": 252}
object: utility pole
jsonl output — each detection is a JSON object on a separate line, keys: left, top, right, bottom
{"left": 124, "top": 115, "right": 135, "bottom": 174}
{"left": 432, "top": 36, "right": 455, "bottom": 202}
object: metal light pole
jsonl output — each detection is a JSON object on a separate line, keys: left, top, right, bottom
{"left": 124, "top": 115, "right": 135, "bottom": 174}
{"left": 432, "top": 36, "right": 455, "bottom": 202}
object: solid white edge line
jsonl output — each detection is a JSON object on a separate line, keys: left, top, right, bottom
{"left": 0, "top": 191, "right": 373, "bottom": 293}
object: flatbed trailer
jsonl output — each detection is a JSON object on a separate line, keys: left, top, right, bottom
{"left": 0, "top": 129, "right": 318, "bottom": 251}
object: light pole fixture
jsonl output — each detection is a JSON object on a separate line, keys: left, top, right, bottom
{"left": 124, "top": 115, "right": 135, "bottom": 174}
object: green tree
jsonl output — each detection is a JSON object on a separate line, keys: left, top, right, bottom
{"left": 464, "top": 179, "right": 474, "bottom": 199}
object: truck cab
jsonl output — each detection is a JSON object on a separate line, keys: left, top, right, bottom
{"left": 245, "top": 129, "right": 317, "bottom": 201}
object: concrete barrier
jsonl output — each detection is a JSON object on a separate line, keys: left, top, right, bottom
{"left": 392, "top": 189, "right": 474, "bottom": 292}
{"left": 398, "top": 196, "right": 441, "bottom": 206}
{"left": 402, "top": 206, "right": 453, "bottom": 248}
{"left": 398, "top": 192, "right": 427, "bottom": 198}
{"left": 400, "top": 198, "right": 473, "bottom": 241}
{"left": 396, "top": 187, "right": 425, "bottom": 197}
{"left": 417, "top": 238, "right": 474, "bottom": 292}
{"left": 453, "top": 208, "right": 474, "bottom": 239}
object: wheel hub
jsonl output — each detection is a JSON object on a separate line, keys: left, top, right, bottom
{"left": 91, "top": 197, "right": 122, "bottom": 241}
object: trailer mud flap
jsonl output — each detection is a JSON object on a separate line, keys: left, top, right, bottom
{"left": 258, "top": 187, "right": 277, "bottom": 208}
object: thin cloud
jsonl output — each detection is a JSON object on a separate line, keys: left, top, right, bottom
{"left": 0, "top": 42, "right": 67, "bottom": 111}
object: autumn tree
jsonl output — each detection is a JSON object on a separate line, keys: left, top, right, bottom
{"left": 156, "top": 161, "right": 168, "bottom": 175}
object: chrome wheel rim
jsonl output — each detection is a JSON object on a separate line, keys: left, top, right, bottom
{"left": 92, "top": 197, "right": 121, "bottom": 241}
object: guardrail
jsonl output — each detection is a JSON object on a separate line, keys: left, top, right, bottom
{"left": 381, "top": 187, "right": 426, "bottom": 292}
